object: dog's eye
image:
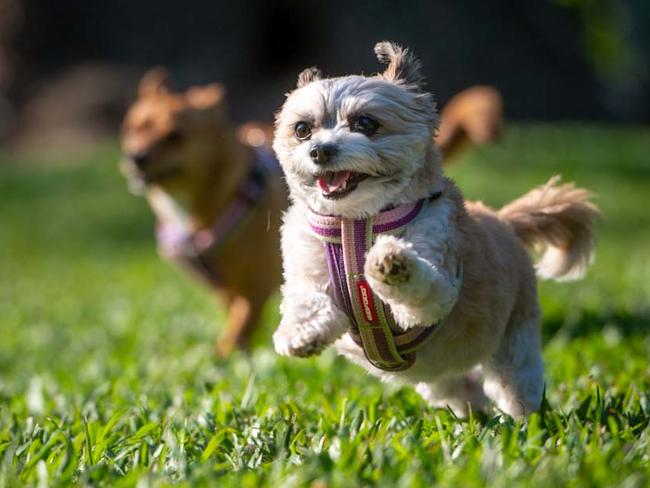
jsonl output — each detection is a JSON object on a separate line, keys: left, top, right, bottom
{"left": 294, "top": 121, "right": 312, "bottom": 141}
{"left": 350, "top": 116, "right": 379, "bottom": 136}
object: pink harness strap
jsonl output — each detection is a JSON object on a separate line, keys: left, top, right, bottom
{"left": 307, "top": 193, "right": 442, "bottom": 371}
{"left": 157, "top": 147, "right": 279, "bottom": 287}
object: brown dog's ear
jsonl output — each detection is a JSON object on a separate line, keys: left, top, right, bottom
{"left": 139, "top": 67, "right": 169, "bottom": 97}
{"left": 374, "top": 41, "right": 425, "bottom": 89}
{"left": 297, "top": 67, "right": 322, "bottom": 88}
{"left": 186, "top": 83, "right": 226, "bottom": 109}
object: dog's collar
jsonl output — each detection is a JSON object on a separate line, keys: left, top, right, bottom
{"left": 307, "top": 191, "right": 444, "bottom": 371}
{"left": 157, "top": 146, "right": 280, "bottom": 286}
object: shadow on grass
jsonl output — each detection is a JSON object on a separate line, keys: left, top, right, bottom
{"left": 543, "top": 308, "right": 650, "bottom": 342}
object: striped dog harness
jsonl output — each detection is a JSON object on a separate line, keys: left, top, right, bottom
{"left": 307, "top": 192, "right": 443, "bottom": 371}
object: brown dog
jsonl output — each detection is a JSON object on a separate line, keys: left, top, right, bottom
{"left": 119, "top": 68, "right": 502, "bottom": 357}
{"left": 120, "top": 69, "right": 287, "bottom": 356}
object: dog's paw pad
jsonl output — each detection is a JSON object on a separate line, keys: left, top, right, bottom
{"left": 371, "top": 252, "right": 410, "bottom": 285}
{"left": 288, "top": 339, "right": 325, "bottom": 358}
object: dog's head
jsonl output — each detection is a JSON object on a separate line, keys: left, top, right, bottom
{"left": 120, "top": 68, "right": 228, "bottom": 194}
{"left": 274, "top": 41, "right": 442, "bottom": 217}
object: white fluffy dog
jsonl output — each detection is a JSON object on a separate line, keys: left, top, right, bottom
{"left": 272, "top": 41, "right": 599, "bottom": 417}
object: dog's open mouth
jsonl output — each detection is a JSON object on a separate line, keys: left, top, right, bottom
{"left": 316, "top": 171, "right": 369, "bottom": 199}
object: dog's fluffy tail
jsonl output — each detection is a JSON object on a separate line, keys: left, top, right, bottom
{"left": 498, "top": 176, "right": 600, "bottom": 281}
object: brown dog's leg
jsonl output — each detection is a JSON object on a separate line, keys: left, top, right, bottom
{"left": 213, "top": 294, "right": 264, "bottom": 358}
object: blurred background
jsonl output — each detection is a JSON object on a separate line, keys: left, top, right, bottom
{"left": 0, "top": 0, "right": 649, "bottom": 147}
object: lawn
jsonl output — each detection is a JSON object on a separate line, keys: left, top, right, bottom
{"left": 1, "top": 124, "right": 649, "bottom": 487}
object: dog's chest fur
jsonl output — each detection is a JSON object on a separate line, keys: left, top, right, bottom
{"left": 147, "top": 187, "right": 194, "bottom": 232}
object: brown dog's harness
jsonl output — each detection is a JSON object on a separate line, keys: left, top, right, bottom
{"left": 307, "top": 192, "right": 454, "bottom": 371}
{"left": 156, "top": 147, "right": 279, "bottom": 287}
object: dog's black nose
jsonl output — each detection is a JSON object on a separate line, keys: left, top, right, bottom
{"left": 130, "top": 152, "right": 150, "bottom": 170}
{"left": 309, "top": 144, "right": 337, "bottom": 165}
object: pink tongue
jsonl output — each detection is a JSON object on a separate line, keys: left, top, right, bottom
{"left": 317, "top": 171, "right": 351, "bottom": 193}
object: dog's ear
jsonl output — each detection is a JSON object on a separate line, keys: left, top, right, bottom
{"left": 376, "top": 41, "right": 438, "bottom": 129}
{"left": 186, "top": 83, "right": 226, "bottom": 109}
{"left": 374, "top": 41, "right": 425, "bottom": 89}
{"left": 139, "top": 67, "right": 170, "bottom": 97}
{"left": 297, "top": 67, "right": 322, "bottom": 88}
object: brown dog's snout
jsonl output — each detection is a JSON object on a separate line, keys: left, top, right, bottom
{"left": 309, "top": 144, "right": 338, "bottom": 165}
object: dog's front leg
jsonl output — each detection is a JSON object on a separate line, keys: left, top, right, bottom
{"left": 273, "top": 289, "right": 350, "bottom": 357}
{"left": 365, "top": 235, "right": 460, "bottom": 330}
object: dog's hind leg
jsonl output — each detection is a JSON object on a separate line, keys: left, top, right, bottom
{"left": 214, "top": 293, "right": 263, "bottom": 358}
{"left": 482, "top": 316, "right": 544, "bottom": 418}
{"left": 416, "top": 369, "right": 488, "bottom": 418}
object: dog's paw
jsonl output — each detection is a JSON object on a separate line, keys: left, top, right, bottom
{"left": 369, "top": 251, "right": 410, "bottom": 285}
{"left": 273, "top": 325, "right": 328, "bottom": 357}
{"left": 273, "top": 292, "right": 348, "bottom": 358}
{"left": 366, "top": 236, "right": 413, "bottom": 286}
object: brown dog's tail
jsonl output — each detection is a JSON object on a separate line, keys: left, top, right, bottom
{"left": 498, "top": 176, "right": 600, "bottom": 281}
{"left": 436, "top": 86, "right": 503, "bottom": 163}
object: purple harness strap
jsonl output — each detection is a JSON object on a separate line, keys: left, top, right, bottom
{"left": 308, "top": 193, "right": 442, "bottom": 371}
{"left": 157, "top": 147, "right": 280, "bottom": 287}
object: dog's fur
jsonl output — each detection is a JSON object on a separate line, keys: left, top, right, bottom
{"left": 120, "top": 68, "right": 287, "bottom": 357}
{"left": 119, "top": 67, "right": 501, "bottom": 357}
{"left": 272, "top": 42, "right": 599, "bottom": 417}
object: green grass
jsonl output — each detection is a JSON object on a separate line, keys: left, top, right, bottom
{"left": 1, "top": 124, "right": 649, "bottom": 487}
